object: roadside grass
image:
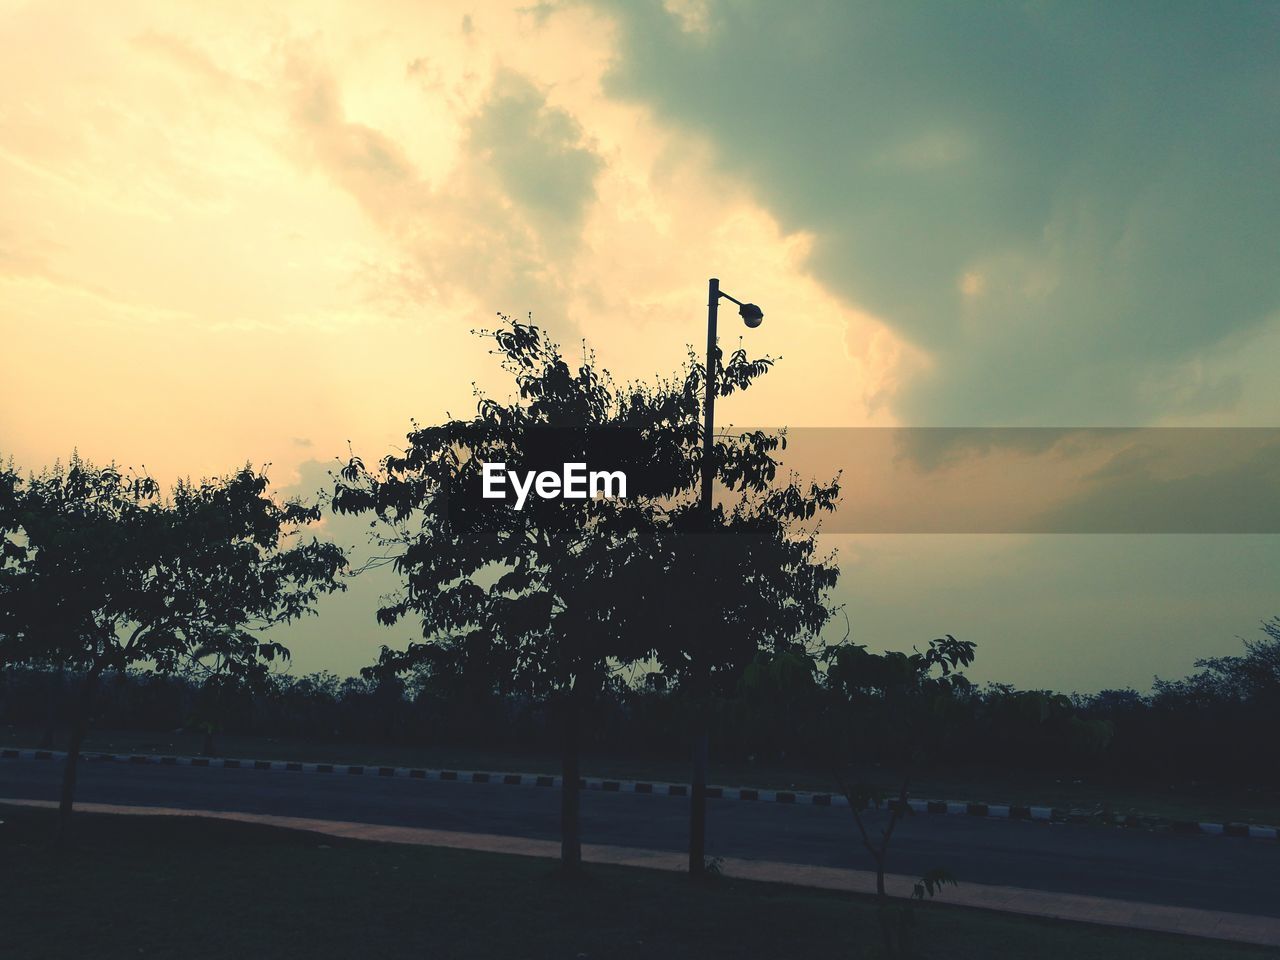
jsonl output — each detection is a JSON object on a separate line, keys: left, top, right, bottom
{"left": 5, "top": 724, "right": 1277, "bottom": 827}
{"left": 0, "top": 803, "right": 1268, "bottom": 960}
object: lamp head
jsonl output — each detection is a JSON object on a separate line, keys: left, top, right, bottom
{"left": 739, "top": 303, "right": 764, "bottom": 328}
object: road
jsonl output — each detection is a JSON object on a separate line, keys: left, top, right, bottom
{"left": 3, "top": 755, "right": 1275, "bottom": 917}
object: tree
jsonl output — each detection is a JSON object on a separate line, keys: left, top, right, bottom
{"left": 0, "top": 456, "right": 347, "bottom": 841}
{"left": 188, "top": 671, "right": 255, "bottom": 757}
{"left": 1155, "top": 616, "right": 1280, "bottom": 705}
{"left": 821, "top": 635, "right": 975, "bottom": 958}
{"left": 334, "top": 318, "right": 692, "bottom": 873}
{"left": 642, "top": 468, "right": 839, "bottom": 876}
{"left": 555, "top": 333, "right": 839, "bottom": 877}
{"left": 335, "top": 317, "right": 839, "bottom": 874}
{"left": 614, "top": 328, "right": 839, "bottom": 875}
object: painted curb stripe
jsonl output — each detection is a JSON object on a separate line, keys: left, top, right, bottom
{"left": 3, "top": 747, "right": 1274, "bottom": 840}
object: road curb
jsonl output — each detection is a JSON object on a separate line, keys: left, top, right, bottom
{"left": 4, "top": 746, "right": 1276, "bottom": 841}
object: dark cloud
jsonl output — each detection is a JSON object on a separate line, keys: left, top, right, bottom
{"left": 281, "top": 54, "right": 601, "bottom": 322}
{"left": 594, "top": 1, "right": 1280, "bottom": 423}
{"left": 466, "top": 69, "right": 603, "bottom": 251}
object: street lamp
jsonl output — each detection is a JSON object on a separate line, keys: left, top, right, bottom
{"left": 700, "top": 278, "right": 764, "bottom": 515}
{"left": 691, "top": 277, "right": 763, "bottom": 876}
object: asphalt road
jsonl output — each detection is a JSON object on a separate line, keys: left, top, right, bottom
{"left": 3, "top": 756, "right": 1275, "bottom": 917}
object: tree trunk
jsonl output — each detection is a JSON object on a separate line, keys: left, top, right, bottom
{"left": 688, "top": 722, "right": 709, "bottom": 876}
{"left": 57, "top": 663, "right": 102, "bottom": 846}
{"left": 559, "top": 684, "right": 582, "bottom": 874}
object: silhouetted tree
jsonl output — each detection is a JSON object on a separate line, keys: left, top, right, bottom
{"left": 1154, "top": 616, "right": 1280, "bottom": 705}
{"left": 188, "top": 672, "right": 256, "bottom": 757}
{"left": 335, "top": 318, "right": 839, "bottom": 875}
{"left": 821, "top": 635, "right": 974, "bottom": 958}
{"left": 568, "top": 336, "right": 839, "bottom": 877}
{"left": 0, "top": 456, "right": 347, "bottom": 841}
{"left": 334, "top": 319, "right": 690, "bottom": 873}
{"left": 642, "top": 476, "right": 839, "bottom": 875}
{"left": 333, "top": 316, "right": 842, "bottom": 872}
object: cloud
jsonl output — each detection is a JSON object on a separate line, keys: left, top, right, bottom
{"left": 467, "top": 69, "right": 603, "bottom": 251}
{"left": 130, "top": 30, "right": 263, "bottom": 105}
{"left": 279, "top": 51, "right": 604, "bottom": 323}
{"left": 594, "top": 1, "right": 1280, "bottom": 424}
{"left": 283, "top": 54, "right": 422, "bottom": 224}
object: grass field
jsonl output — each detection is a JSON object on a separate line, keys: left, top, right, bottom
{"left": 6, "top": 724, "right": 1277, "bottom": 826}
{"left": 1, "top": 803, "right": 1269, "bottom": 960}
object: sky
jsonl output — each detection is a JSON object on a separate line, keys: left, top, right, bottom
{"left": 2, "top": 1, "right": 1277, "bottom": 691}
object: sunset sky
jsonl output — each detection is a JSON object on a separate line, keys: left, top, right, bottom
{"left": 2, "top": 1, "right": 1277, "bottom": 690}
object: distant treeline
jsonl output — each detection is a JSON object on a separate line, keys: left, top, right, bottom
{"left": 5, "top": 619, "right": 1277, "bottom": 786}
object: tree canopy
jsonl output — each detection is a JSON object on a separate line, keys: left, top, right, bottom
{"left": 0, "top": 455, "right": 348, "bottom": 837}
{"left": 332, "top": 317, "right": 842, "bottom": 870}
{"left": 0, "top": 457, "right": 347, "bottom": 682}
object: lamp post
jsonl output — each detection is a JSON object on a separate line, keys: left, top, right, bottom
{"left": 700, "top": 279, "right": 763, "bottom": 515}
{"left": 691, "top": 277, "right": 763, "bottom": 876}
